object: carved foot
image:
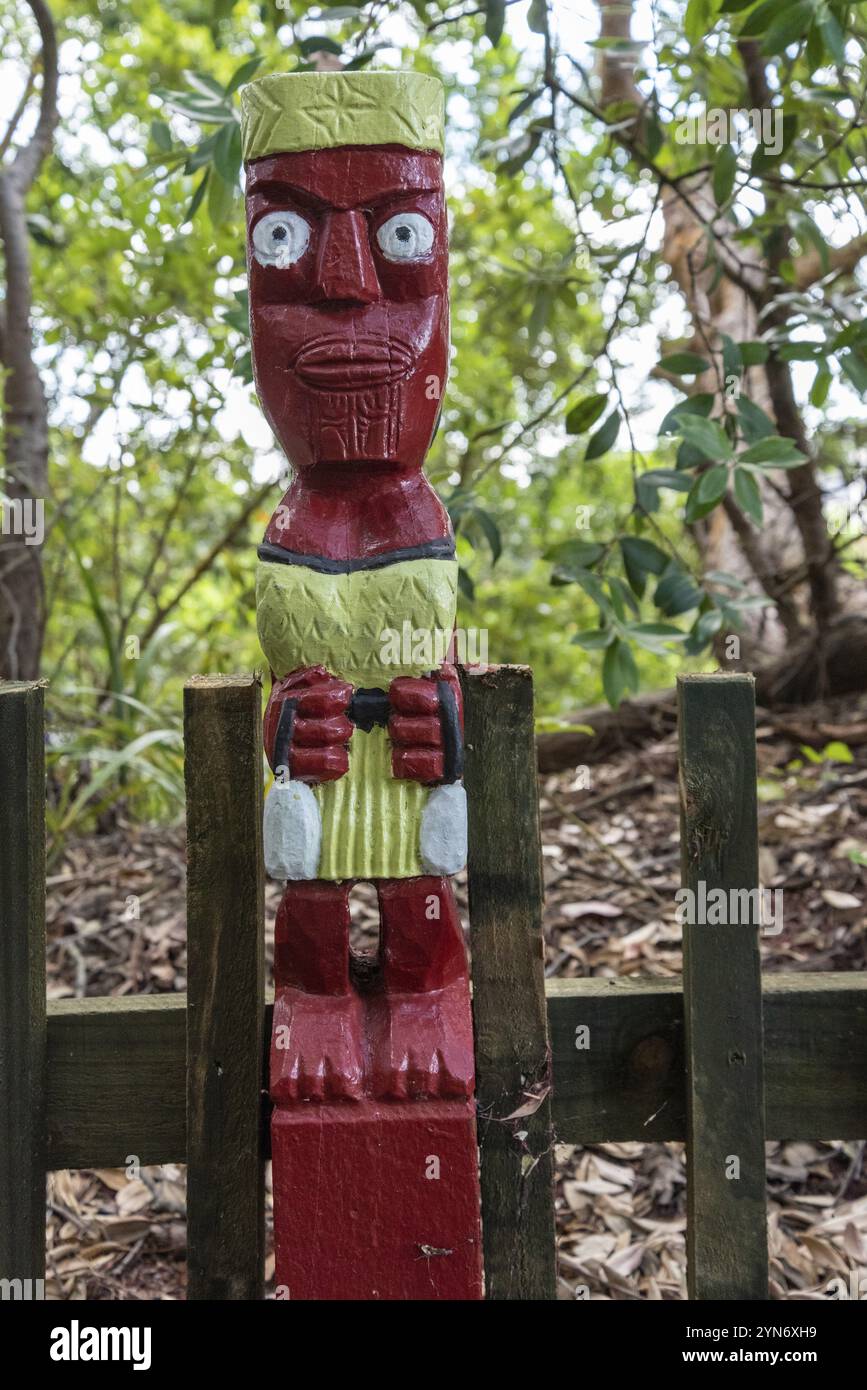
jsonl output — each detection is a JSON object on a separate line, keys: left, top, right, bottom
{"left": 271, "top": 988, "right": 364, "bottom": 1102}
{"left": 369, "top": 982, "right": 474, "bottom": 1100}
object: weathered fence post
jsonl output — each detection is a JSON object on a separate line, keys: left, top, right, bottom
{"left": 678, "top": 672, "right": 768, "bottom": 1300}
{"left": 463, "top": 664, "right": 557, "bottom": 1300}
{"left": 184, "top": 674, "right": 265, "bottom": 1300}
{"left": 0, "top": 680, "right": 46, "bottom": 1291}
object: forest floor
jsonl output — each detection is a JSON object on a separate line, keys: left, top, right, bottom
{"left": 44, "top": 691, "right": 867, "bottom": 1300}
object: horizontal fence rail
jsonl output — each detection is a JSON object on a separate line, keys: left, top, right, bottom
{"left": 2, "top": 670, "right": 865, "bottom": 1300}
{"left": 43, "top": 974, "right": 867, "bottom": 1170}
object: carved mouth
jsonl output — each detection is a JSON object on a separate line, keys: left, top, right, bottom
{"left": 293, "top": 336, "right": 415, "bottom": 388}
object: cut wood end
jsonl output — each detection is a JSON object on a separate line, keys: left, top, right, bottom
{"left": 0, "top": 679, "right": 48, "bottom": 696}
{"left": 185, "top": 672, "right": 263, "bottom": 690}
{"left": 677, "top": 672, "right": 755, "bottom": 686}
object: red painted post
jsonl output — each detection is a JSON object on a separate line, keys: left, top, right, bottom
{"left": 240, "top": 71, "right": 483, "bottom": 1299}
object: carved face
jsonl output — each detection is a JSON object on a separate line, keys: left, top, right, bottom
{"left": 245, "top": 146, "right": 448, "bottom": 473}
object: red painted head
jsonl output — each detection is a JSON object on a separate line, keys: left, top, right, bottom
{"left": 242, "top": 72, "right": 448, "bottom": 475}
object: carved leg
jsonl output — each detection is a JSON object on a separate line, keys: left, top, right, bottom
{"left": 369, "top": 876, "right": 475, "bottom": 1100}
{"left": 271, "top": 877, "right": 483, "bottom": 1300}
{"left": 270, "top": 880, "right": 364, "bottom": 1103}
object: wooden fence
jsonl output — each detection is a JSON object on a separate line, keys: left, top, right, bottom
{"left": 0, "top": 670, "right": 864, "bottom": 1300}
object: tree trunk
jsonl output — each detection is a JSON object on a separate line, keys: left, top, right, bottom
{"left": 594, "top": 2, "right": 866, "bottom": 701}
{"left": 0, "top": 0, "right": 58, "bottom": 679}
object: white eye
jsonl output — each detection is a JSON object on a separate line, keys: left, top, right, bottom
{"left": 252, "top": 211, "right": 310, "bottom": 268}
{"left": 376, "top": 212, "right": 435, "bottom": 263}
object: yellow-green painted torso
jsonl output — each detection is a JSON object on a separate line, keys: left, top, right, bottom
{"left": 257, "top": 555, "right": 457, "bottom": 880}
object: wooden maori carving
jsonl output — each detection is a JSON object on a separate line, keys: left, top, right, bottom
{"left": 240, "top": 71, "right": 483, "bottom": 1299}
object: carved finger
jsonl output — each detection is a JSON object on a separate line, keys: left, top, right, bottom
{"left": 388, "top": 676, "right": 439, "bottom": 715}
{"left": 293, "top": 714, "right": 354, "bottom": 746}
{"left": 391, "top": 747, "right": 444, "bottom": 783}
{"left": 292, "top": 745, "right": 349, "bottom": 782}
{"left": 388, "top": 715, "right": 442, "bottom": 748}
{"left": 295, "top": 680, "right": 354, "bottom": 717}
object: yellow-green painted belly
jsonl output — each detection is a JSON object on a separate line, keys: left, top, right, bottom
{"left": 256, "top": 555, "right": 458, "bottom": 881}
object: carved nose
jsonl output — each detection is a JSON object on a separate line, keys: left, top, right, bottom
{"left": 312, "top": 210, "right": 380, "bottom": 306}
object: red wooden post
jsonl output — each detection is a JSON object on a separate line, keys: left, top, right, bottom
{"left": 240, "top": 71, "right": 483, "bottom": 1299}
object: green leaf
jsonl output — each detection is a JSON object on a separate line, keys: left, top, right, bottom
{"left": 740, "top": 0, "right": 792, "bottom": 38}
{"left": 184, "top": 70, "right": 226, "bottom": 100}
{"left": 547, "top": 539, "right": 606, "bottom": 572}
{"left": 528, "top": 285, "right": 553, "bottom": 346}
{"left": 527, "top": 0, "right": 548, "bottom": 35}
{"left": 225, "top": 55, "right": 263, "bottom": 95}
{"left": 761, "top": 0, "right": 813, "bottom": 55}
{"left": 298, "top": 36, "right": 344, "bottom": 56}
{"left": 585, "top": 411, "right": 621, "bottom": 461}
{"left": 161, "top": 96, "right": 236, "bottom": 125}
{"left": 507, "top": 90, "right": 541, "bottom": 125}
{"left": 565, "top": 568, "right": 613, "bottom": 614}
{"left": 740, "top": 436, "right": 806, "bottom": 466}
{"left": 659, "top": 393, "right": 714, "bottom": 436}
{"left": 655, "top": 564, "right": 703, "bottom": 617}
{"left": 738, "top": 340, "right": 770, "bottom": 367}
{"left": 214, "top": 121, "right": 242, "bottom": 184}
{"left": 485, "top": 0, "right": 506, "bottom": 44}
{"left": 645, "top": 112, "right": 664, "bottom": 160}
{"left": 572, "top": 628, "right": 615, "bottom": 650}
{"left": 810, "top": 368, "right": 832, "bottom": 407}
{"left": 457, "top": 567, "right": 475, "bottom": 601}
{"left": 733, "top": 466, "right": 763, "bottom": 524}
{"left": 150, "top": 119, "right": 172, "bottom": 152}
{"left": 778, "top": 341, "right": 824, "bottom": 362}
{"left": 462, "top": 504, "right": 502, "bottom": 564}
{"left": 602, "top": 639, "right": 639, "bottom": 708}
{"left": 737, "top": 396, "right": 775, "bottom": 443}
{"left": 207, "top": 168, "right": 235, "bottom": 227}
{"left": 678, "top": 415, "right": 733, "bottom": 461}
{"left": 792, "top": 211, "right": 829, "bottom": 275}
{"left": 186, "top": 170, "right": 210, "bottom": 221}
{"left": 233, "top": 348, "right": 252, "bottom": 383}
{"left": 685, "top": 608, "right": 724, "bottom": 656}
{"left": 818, "top": 12, "right": 846, "bottom": 65}
{"left": 620, "top": 536, "right": 668, "bottom": 597}
{"left": 713, "top": 144, "right": 737, "bottom": 205}
{"left": 822, "top": 740, "right": 853, "bottom": 764}
{"left": 721, "top": 334, "right": 742, "bottom": 382}
{"left": 635, "top": 468, "right": 692, "bottom": 513}
{"left": 686, "top": 464, "right": 729, "bottom": 522}
{"left": 839, "top": 350, "right": 867, "bottom": 394}
{"left": 684, "top": 0, "right": 713, "bottom": 42}
{"left": 565, "top": 393, "right": 608, "bottom": 434}
{"left": 659, "top": 351, "right": 710, "bottom": 376}
{"left": 608, "top": 575, "right": 639, "bottom": 621}
{"left": 626, "top": 621, "right": 689, "bottom": 652}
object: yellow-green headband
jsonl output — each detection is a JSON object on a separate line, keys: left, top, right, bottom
{"left": 240, "top": 71, "right": 445, "bottom": 161}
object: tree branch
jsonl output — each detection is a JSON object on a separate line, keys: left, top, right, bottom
{"left": 737, "top": 37, "right": 841, "bottom": 628}
{"left": 7, "top": 0, "right": 59, "bottom": 194}
{"left": 136, "top": 482, "right": 274, "bottom": 651}
{"left": 795, "top": 232, "right": 867, "bottom": 290}
{"left": 0, "top": 65, "right": 37, "bottom": 163}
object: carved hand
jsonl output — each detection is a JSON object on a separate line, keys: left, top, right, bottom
{"left": 388, "top": 664, "right": 463, "bottom": 785}
{"left": 264, "top": 666, "right": 353, "bottom": 784}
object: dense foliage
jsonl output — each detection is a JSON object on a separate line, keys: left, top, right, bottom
{"left": 1, "top": 0, "right": 865, "bottom": 829}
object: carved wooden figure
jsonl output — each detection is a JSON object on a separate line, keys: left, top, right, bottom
{"left": 240, "top": 71, "right": 483, "bottom": 1299}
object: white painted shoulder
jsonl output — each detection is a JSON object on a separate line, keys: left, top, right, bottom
{"left": 420, "top": 781, "right": 467, "bottom": 877}
{"left": 264, "top": 780, "right": 322, "bottom": 881}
